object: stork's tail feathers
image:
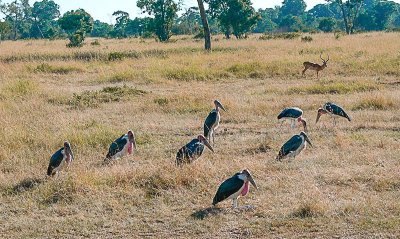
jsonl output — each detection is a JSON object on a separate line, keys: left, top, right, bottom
{"left": 204, "top": 124, "right": 211, "bottom": 139}
{"left": 47, "top": 166, "right": 53, "bottom": 176}
{"left": 176, "top": 147, "right": 188, "bottom": 166}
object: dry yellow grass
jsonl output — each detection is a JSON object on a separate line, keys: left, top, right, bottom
{"left": 0, "top": 32, "right": 399, "bottom": 238}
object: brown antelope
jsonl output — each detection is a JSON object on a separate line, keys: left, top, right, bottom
{"left": 302, "top": 54, "right": 329, "bottom": 78}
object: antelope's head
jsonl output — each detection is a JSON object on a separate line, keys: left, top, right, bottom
{"left": 320, "top": 54, "right": 329, "bottom": 67}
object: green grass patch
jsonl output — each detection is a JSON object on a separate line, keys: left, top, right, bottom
{"left": 352, "top": 95, "right": 397, "bottom": 110}
{"left": 66, "top": 85, "right": 146, "bottom": 109}
{"left": 3, "top": 79, "right": 38, "bottom": 97}
{"left": 288, "top": 81, "right": 379, "bottom": 95}
{"left": 226, "top": 62, "right": 264, "bottom": 78}
{"left": 33, "top": 63, "right": 83, "bottom": 74}
{"left": 164, "top": 67, "right": 228, "bottom": 81}
{"left": 154, "top": 96, "right": 209, "bottom": 114}
{"left": 104, "top": 72, "right": 136, "bottom": 83}
{"left": 259, "top": 32, "right": 301, "bottom": 40}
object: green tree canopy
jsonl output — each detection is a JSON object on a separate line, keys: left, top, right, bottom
{"left": 206, "top": 0, "right": 260, "bottom": 38}
{"left": 137, "top": 0, "right": 180, "bottom": 42}
{"left": 58, "top": 9, "right": 93, "bottom": 47}
{"left": 318, "top": 17, "right": 336, "bottom": 31}
{"left": 31, "top": 0, "right": 60, "bottom": 38}
{"left": 280, "top": 0, "right": 307, "bottom": 17}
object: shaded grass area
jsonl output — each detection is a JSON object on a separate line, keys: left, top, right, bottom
{"left": 1, "top": 46, "right": 250, "bottom": 63}
{"left": 49, "top": 85, "right": 146, "bottom": 109}
{"left": 288, "top": 81, "right": 379, "bottom": 94}
{"left": 32, "top": 63, "right": 83, "bottom": 74}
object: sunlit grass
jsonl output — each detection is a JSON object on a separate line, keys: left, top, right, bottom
{"left": 0, "top": 32, "right": 399, "bottom": 238}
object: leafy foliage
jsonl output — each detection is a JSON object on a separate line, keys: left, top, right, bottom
{"left": 58, "top": 9, "right": 93, "bottom": 47}
{"left": 206, "top": 0, "right": 260, "bottom": 38}
{"left": 137, "top": 0, "right": 180, "bottom": 41}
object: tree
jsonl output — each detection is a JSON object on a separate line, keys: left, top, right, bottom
{"left": 372, "top": 0, "right": 397, "bottom": 30}
{"left": 91, "top": 20, "right": 112, "bottom": 37}
{"left": 308, "top": 3, "right": 341, "bottom": 18}
{"left": 110, "top": 11, "right": 130, "bottom": 38}
{"left": 137, "top": 0, "right": 181, "bottom": 42}
{"left": 279, "top": 15, "right": 304, "bottom": 31}
{"left": 197, "top": 0, "right": 211, "bottom": 50}
{"left": 58, "top": 9, "right": 93, "bottom": 47}
{"left": 31, "top": 0, "right": 60, "bottom": 38}
{"left": 0, "top": 0, "right": 32, "bottom": 40}
{"left": 254, "top": 7, "right": 279, "bottom": 33}
{"left": 0, "top": 21, "right": 11, "bottom": 41}
{"left": 326, "top": 0, "right": 364, "bottom": 34}
{"left": 207, "top": 0, "right": 260, "bottom": 39}
{"left": 280, "top": 0, "right": 306, "bottom": 17}
{"left": 173, "top": 7, "right": 201, "bottom": 35}
{"left": 318, "top": 17, "right": 336, "bottom": 32}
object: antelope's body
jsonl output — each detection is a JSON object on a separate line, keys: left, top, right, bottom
{"left": 302, "top": 54, "right": 329, "bottom": 78}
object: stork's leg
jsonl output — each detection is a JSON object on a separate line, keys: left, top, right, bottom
{"left": 291, "top": 119, "right": 295, "bottom": 129}
{"left": 232, "top": 199, "right": 238, "bottom": 208}
{"left": 211, "top": 130, "right": 215, "bottom": 146}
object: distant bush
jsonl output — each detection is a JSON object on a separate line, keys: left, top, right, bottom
{"left": 193, "top": 30, "right": 204, "bottom": 39}
{"left": 334, "top": 31, "right": 344, "bottom": 40}
{"left": 107, "top": 51, "right": 141, "bottom": 61}
{"left": 90, "top": 39, "right": 100, "bottom": 46}
{"left": 34, "top": 63, "right": 82, "bottom": 74}
{"left": 259, "top": 32, "right": 301, "bottom": 40}
{"left": 301, "top": 36, "right": 313, "bottom": 42}
{"left": 291, "top": 201, "right": 326, "bottom": 218}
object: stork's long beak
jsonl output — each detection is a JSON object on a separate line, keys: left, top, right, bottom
{"left": 248, "top": 175, "right": 258, "bottom": 189}
{"left": 218, "top": 102, "right": 226, "bottom": 111}
{"left": 302, "top": 120, "right": 308, "bottom": 133}
{"left": 305, "top": 136, "right": 313, "bottom": 147}
{"left": 204, "top": 139, "right": 214, "bottom": 152}
{"left": 316, "top": 112, "right": 321, "bottom": 124}
{"left": 132, "top": 136, "right": 137, "bottom": 149}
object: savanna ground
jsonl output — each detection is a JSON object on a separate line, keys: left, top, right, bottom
{"left": 0, "top": 32, "right": 399, "bottom": 238}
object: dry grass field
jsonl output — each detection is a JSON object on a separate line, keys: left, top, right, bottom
{"left": 0, "top": 32, "right": 399, "bottom": 238}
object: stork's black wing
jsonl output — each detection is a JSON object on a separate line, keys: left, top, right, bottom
{"left": 213, "top": 174, "right": 244, "bottom": 205}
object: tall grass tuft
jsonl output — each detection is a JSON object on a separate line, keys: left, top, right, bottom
{"left": 353, "top": 95, "right": 397, "bottom": 110}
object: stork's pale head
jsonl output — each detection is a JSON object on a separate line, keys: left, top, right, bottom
{"left": 300, "top": 131, "right": 313, "bottom": 147}
{"left": 197, "top": 134, "right": 214, "bottom": 152}
{"left": 214, "top": 100, "right": 226, "bottom": 111}
{"left": 128, "top": 130, "right": 136, "bottom": 149}
{"left": 297, "top": 117, "right": 307, "bottom": 132}
{"left": 241, "top": 169, "right": 258, "bottom": 189}
{"left": 316, "top": 108, "right": 327, "bottom": 123}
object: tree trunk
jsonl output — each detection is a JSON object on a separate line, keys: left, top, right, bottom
{"left": 196, "top": 0, "right": 211, "bottom": 51}
{"left": 338, "top": 1, "right": 350, "bottom": 34}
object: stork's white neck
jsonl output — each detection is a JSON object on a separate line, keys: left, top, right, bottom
{"left": 238, "top": 174, "right": 247, "bottom": 181}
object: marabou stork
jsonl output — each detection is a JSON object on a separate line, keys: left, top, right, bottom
{"left": 316, "top": 102, "right": 351, "bottom": 125}
{"left": 204, "top": 100, "right": 226, "bottom": 146}
{"left": 176, "top": 134, "right": 214, "bottom": 166}
{"left": 47, "top": 141, "right": 74, "bottom": 176}
{"left": 277, "top": 107, "right": 307, "bottom": 132}
{"left": 105, "top": 130, "right": 136, "bottom": 162}
{"left": 213, "top": 169, "right": 257, "bottom": 208}
{"left": 276, "top": 131, "right": 312, "bottom": 161}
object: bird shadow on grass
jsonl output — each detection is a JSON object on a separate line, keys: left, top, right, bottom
{"left": 191, "top": 207, "right": 225, "bottom": 220}
{"left": 12, "top": 177, "right": 44, "bottom": 193}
